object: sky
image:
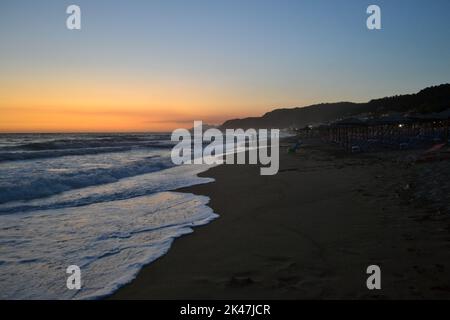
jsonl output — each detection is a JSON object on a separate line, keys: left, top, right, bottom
{"left": 0, "top": 0, "right": 449, "bottom": 132}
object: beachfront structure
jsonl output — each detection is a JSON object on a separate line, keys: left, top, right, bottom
{"left": 296, "top": 110, "right": 450, "bottom": 153}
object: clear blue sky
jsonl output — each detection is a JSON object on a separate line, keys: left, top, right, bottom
{"left": 1, "top": 0, "right": 449, "bottom": 131}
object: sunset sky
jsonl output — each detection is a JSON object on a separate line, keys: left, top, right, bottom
{"left": 1, "top": 0, "right": 450, "bottom": 132}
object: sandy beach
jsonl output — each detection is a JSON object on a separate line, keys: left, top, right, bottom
{"left": 111, "top": 139, "right": 450, "bottom": 299}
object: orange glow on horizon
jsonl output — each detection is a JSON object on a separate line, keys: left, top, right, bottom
{"left": 0, "top": 74, "right": 278, "bottom": 133}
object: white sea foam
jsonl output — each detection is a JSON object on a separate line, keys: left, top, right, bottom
{"left": 0, "top": 133, "right": 219, "bottom": 300}
{"left": 0, "top": 191, "right": 218, "bottom": 299}
{"left": 0, "top": 162, "right": 215, "bottom": 214}
{"left": 0, "top": 149, "right": 174, "bottom": 204}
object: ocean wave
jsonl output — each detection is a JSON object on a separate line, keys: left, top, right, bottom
{"left": 0, "top": 163, "right": 215, "bottom": 214}
{"left": 0, "top": 143, "right": 176, "bottom": 162}
{"left": 0, "top": 133, "right": 220, "bottom": 300}
{"left": 0, "top": 192, "right": 218, "bottom": 299}
{"left": 0, "top": 146, "right": 134, "bottom": 162}
{"left": 1, "top": 134, "right": 171, "bottom": 150}
{"left": 0, "top": 156, "right": 175, "bottom": 204}
{"left": 0, "top": 134, "right": 175, "bottom": 162}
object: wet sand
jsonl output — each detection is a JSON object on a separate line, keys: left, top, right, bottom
{"left": 111, "top": 140, "right": 450, "bottom": 299}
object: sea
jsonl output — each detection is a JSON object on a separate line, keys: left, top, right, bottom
{"left": 0, "top": 133, "right": 219, "bottom": 299}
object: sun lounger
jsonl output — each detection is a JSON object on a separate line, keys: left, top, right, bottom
{"left": 416, "top": 143, "right": 447, "bottom": 162}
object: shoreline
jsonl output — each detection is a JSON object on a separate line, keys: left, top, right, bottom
{"left": 111, "top": 140, "right": 450, "bottom": 299}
